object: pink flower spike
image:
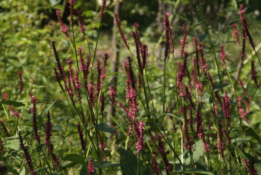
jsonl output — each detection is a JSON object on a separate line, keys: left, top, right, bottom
{"left": 180, "top": 22, "right": 188, "bottom": 57}
{"left": 114, "top": 13, "right": 129, "bottom": 49}
{"left": 110, "top": 85, "right": 116, "bottom": 106}
{"left": 56, "top": 10, "right": 70, "bottom": 40}
{"left": 77, "top": 9, "right": 85, "bottom": 34}
{"left": 88, "top": 158, "right": 95, "bottom": 175}
{"left": 232, "top": 23, "right": 240, "bottom": 45}
{"left": 219, "top": 45, "right": 226, "bottom": 69}
{"left": 68, "top": 0, "right": 75, "bottom": 26}
{"left": 222, "top": 91, "right": 231, "bottom": 124}
{"left": 251, "top": 61, "right": 259, "bottom": 88}
{"left": 18, "top": 70, "right": 24, "bottom": 92}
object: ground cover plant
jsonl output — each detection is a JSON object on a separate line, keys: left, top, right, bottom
{"left": 0, "top": 0, "right": 261, "bottom": 175}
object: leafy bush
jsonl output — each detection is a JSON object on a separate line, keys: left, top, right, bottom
{"left": 0, "top": 1, "right": 260, "bottom": 175}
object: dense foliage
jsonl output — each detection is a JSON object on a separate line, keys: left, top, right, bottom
{"left": 0, "top": 0, "right": 260, "bottom": 175}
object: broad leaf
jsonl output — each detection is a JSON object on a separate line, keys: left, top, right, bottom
{"left": 118, "top": 148, "right": 137, "bottom": 175}
{"left": 63, "top": 153, "right": 85, "bottom": 165}
{"left": 98, "top": 123, "right": 114, "bottom": 134}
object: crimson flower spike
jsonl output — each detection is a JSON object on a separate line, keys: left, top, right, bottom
{"left": 251, "top": 61, "right": 259, "bottom": 88}
{"left": 141, "top": 44, "right": 148, "bottom": 70}
{"left": 68, "top": 0, "right": 75, "bottom": 26}
{"left": 239, "top": 4, "right": 255, "bottom": 50}
{"left": 30, "top": 95, "right": 41, "bottom": 144}
{"left": 19, "top": 132, "right": 38, "bottom": 175}
{"left": 50, "top": 144, "right": 60, "bottom": 167}
{"left": 110, "top": 85, "right": 116, "bottom": 106}
{"left": 193, "top": 37, "right": 200, "bottom": 75}
{"left": 0, "top": 138, "right": 4, "bottom": 154}
{"left": 237, "top": 96, "right": 250, "bottom": 123}
{"left": 152, "top": 154, "right": 161, "bottom": 175}
{"left": 132, "top": 30, "right": 142, "bottom": 73}
{"left": 101, "top": 53, "right": 109, "bottom": 85}
{"left": 100, "top": 0, "right": 107, "bottom": 19}
{"left": 242, "top": 158, "right": 258, "bottom": 175}
{"left": 163, "top": 13, "right": 170, "bottom": 61}
{"left": 217, "top": 120, "right": 226, "bottom": 157}
{"left": 163, "top": 13, "right": 174, "bottom": 55}
{"left": 219, "top": 45, "right": 227, "bottom": 69}
{"left": 232, "top": 23, "right": 240, "bottom": 45}
{"left": 77, "top": 123, "right": 85, "bottom": 151}
{"left": 96, "top": 60, "right": 102, "bottom": 96}
{"left": 88, "top": 80, "right": 95, "bottom": 108}
{"left": 198, "top": 43, "right": 208, "bottom": 74}
{"left": 180, "top": 22, "right": 188, "bottom": 57}
{"left": 44, "top": 112, "right": 52, "bottom": 151}
{"left": 88, "top": 158, "right": 95, "bottom": 175}
{"left": 222, "top": 91, "right": 231, "bottom": 124}
{"left": 134, "top": 121, "right": 145, "bottom": 155}
{"left": 156, "top": 134, "right": 171, "bottom": 175}
{"left": 192, "top": 57, "right": 203, "bottom": 95}
{"left": 56, "top": 10, "right": 69, "bottom": 40}
{"left": 77, "top": 9, "right": 85, "bottom": 35}
{"left": 18, "top": 70, "right": 23, "bottom": 92}
{"left": 100, "top": 93, "right": 105, "bottom": 115}
{"left": 114, "top": 13, "right": 129, "bottom": 49}
{"left": 238, "top": 77, "right": 252, "bottom": 102}
{"left": 132, "top": 23, "right": 142, "bottom": 49}
{"left": 182, "top": 106, "right": 193, "bottom": 153}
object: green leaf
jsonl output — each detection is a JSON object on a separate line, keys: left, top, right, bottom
{"left": 94, "top": 161, "right": 120, "bottom": 169}
{"left": 4, "top": 139, "right": 20, "bottom": 150}
{"left": 36, "top": 144, "right": 45, "bottom": 153}
{"left": 98, "top": 123, "right": 114, "bottom": 134}
{"left": 193, "top": 140, "right": 204, "bottom": 160}
{"left": 52, "top": 125, "right": 63, "bottom": 132}
{"left": 63, "top": 153, "right": 85, "bottom": 165}
{"left": 242, "top": 125, "right": 261, "bottom": 143}
{"left": 199, "top": 33, "right": 208, "bottom": 42}
{"left": 19, "top": 167, "right": 26, "bottom": 175}
{"left": 232, "top": 137, "right": 251, "bottom": 144}
{"left": 40, "top": 99, "right": 56, "bottom": 117}
{"left": 1, "top": 100, "right": 24, "bottom": 107}
{"left": 49, "top": 0, "right": 61, "bottom": 6}
{"left": 159, "top": 113, "right": 184, "bottom": 121}
{"left": 182, "top": 140, "right": 204, "bottom": 165}
{"left": 184, "top": 171, "right": 213, "bottom": 175}
{"left": 118, "top": 148, "right": 137, "bottom": 175}
{"left": 215, "top": 83, "right": 229, "bottom": 90}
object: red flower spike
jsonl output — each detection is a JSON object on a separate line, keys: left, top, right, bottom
{"left": 219, "top": 45, "right": 226, "bottom": 69}
{"left": 68, "top": 0, "right": 75, "bottom": 26}
{"left": 180, "top": 22, "right": 188, "bottom": 57}
{"left": 56, "top": 10, "right": 69, "bottom": 40}
{"left": 19, "top": 132, "right": 38, "bottom": 175}
{"left": 114, "top": 13, "right": 129, "bottom": 49}
{"left": 251, "top": 61, "right": 259, "bottom": 88}
{"left": 77, "top": 9, "right": 85, "bottom": 34}
{"left": 232, "top": 23, "right": 240, "bottom": 45}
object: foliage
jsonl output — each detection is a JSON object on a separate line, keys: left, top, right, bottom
{"left": 0, "top": 0, "right": 261, "bottom": 175}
